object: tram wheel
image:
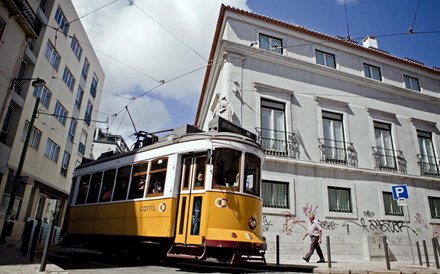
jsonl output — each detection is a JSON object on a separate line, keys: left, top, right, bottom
{"left": 216, "top": 253, "right": 233, "bottom": 263}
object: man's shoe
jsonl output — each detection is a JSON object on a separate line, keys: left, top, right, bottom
{"left": 317, "top": 259, "right": 325, "bottom": 263}
{"left": 302, "top": 257, "right": 309, "bottom": 263}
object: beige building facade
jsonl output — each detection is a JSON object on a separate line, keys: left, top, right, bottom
{"left": 0, "top": 0, "right": 104, "bottom": 242}
{"left": 195, "top": 5, "right": 440, "bottom": 261}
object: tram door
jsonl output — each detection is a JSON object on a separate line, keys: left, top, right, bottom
{"left": 175, "top": 155, "right": 206, "bottom": 245}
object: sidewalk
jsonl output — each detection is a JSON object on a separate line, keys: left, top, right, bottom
{"left": 1, "top": 243, "right": 439, "bottom": 274}
{"left": 281, "top": 259, "right": 440, "bottom": 274}
{"left": 0, "top": 243, "right": 67, "bottom": 274}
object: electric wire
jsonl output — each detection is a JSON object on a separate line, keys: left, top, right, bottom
{"left": 132, "top": 3, "right": 208, "bottom": 62}
{"left": 409, "top": 0, "right": 422, "bottom": 33}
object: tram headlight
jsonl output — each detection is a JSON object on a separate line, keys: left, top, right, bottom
{"left": 248, "top": 217, "right": 257, "bottom": 230}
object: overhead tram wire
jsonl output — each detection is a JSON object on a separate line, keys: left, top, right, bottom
{"left": 343, "top": 0, "right": 351, "bottom": 40}
{"left": 409, "top": 0, "right": 422, "bottom": 33}
{"left": 132, "top": 3, "right": 208, "bottom": 62}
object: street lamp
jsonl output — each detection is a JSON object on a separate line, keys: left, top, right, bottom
{"left": 0, "top": 77, "right": 46, "bottom": 244}
{"left": 9, "top": 77, "right": 46, "bottom": 90}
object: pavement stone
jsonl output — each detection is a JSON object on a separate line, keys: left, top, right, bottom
{"left": 0, "top": 243, "right": 66, "bottom": 274}
{"left": 1, "top": 242, "right": 440, "bottom": 274}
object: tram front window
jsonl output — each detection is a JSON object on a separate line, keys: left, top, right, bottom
{"left": 244, "top": 153, "right": 261, "bottom": 197}
{"left": 213, "top": 148, "right": 241, "bottom": 188}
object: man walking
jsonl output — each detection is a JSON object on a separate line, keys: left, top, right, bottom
{"left": 302, "top": 213, "right": 325, "bottom": 263}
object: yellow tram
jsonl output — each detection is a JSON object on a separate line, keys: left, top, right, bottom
{"left": 62, "top": 121, "right": 266, "bottom": 263}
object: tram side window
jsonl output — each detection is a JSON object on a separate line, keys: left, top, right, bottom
{"left": 181, "top": 158, "right": 192, "bottom": 190}
{"left": 244, "top": 153, "right": 261, "bottom": 196}
{"left": 147, "top": 158, "right": 168, "bottom": 196}
{"left": 193, "top": 156, "right": 206, "bottom": 189}
{"left": 113, "top": 165, "right": 131, "bottom": 201}
{"left": 75, "top": 175, "right": 90, "bottom": 205}
{"left": 129, "top": 162, "right": 148, "bottom": 199}
{"left": 213, "top": 148, "right": 241, "bottom": 188}
{"left": 99, "top": 169, "right": 116, "bottom": 202}
{"left": 86, "top": 172, "right": 102, "bottom": 203}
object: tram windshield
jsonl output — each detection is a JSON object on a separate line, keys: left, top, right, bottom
{"left": 212, "top": 148, "right": 261, "bottom": 197}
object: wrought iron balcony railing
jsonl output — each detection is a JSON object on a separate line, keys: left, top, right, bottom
{"left": 3, "top": 0, "right": 42, "bottom": 37}
{"left": 417, "top": 154, "right": 440, "bottom": 177}
{"left": 256, "top": 128, "right": 298, "bottom": 158}
{"left": 318, "top": 138, "right": 358, "bottom": 167}
{"left": 372, "top": 147, "right": 407, "bottom": 174}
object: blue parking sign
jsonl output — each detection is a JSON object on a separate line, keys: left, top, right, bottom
{"left": 392, "top": 185, "right": 409, "bottom": 200}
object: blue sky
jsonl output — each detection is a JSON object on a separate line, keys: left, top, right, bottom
{"left": 247, "top": 0, "right": 440, "bottom": 68}
{"left": 73, "top": 0, "right": 440, "bottom": 148}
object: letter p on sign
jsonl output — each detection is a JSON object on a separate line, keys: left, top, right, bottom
{"left": 392, "top": 184, "right": 409, "bottom": 200}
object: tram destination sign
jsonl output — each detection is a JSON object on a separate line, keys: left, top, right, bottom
{"left": 209, "top": 116, "right": 257, "bottom": 141}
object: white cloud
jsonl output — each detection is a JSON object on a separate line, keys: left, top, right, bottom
{"left": 72, "top": 0, "right": 249, "bottom": 146}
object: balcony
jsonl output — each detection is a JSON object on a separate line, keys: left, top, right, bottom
{"left": 417, "top": 154, "right": 440, "bottom": 177}
{"left": 256, "top": 128, "right": 298, "bottom": 158}
{"left": 3, "top": 0, "right": 42, "bottom": 38}
{"left": 372, "top": 147, "right": 407, "bottom": 174}
{"left": 318, "top": 138, "right": 358, "bottom": 167}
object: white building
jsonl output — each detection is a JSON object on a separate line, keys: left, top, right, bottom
{"left": 195, "top": 5, "right": 440, "bottom": 261}
{"left": 91, "top": 128, "right": 129, "bottom": 160}
{"left": 0, "top": 0, "right": 104, "bottom": 242}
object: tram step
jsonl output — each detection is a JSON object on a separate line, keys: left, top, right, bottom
{"left": 166, "top": 244, "right": 206, "bottom": 260}
{"left": 232, "top": 253, "right": 266, "bottom": 264}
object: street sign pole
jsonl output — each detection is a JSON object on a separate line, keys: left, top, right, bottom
{"left": 401, "top": 200, "right": 415, "bottom": 264}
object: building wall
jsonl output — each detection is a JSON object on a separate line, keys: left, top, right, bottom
{"left": 0, "top": 0, "right": 104, "bottom": 242}
{"left": 196, "top": 7, "right": 440, "bottom": 261}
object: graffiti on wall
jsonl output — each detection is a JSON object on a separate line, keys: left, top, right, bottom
{"left": 433, "top": 224, "right": 440, "bottom": 238}
{"left": 413, "top": 213, "right": 429, "bottom": 234}
{"left": 262, "top": 215, "right": 273, "bottom": 232}
{"left": 342, "top": 211, "right": 417, "bottom": 236}
{"left": 282, "top": 211, "right": 307, "bottom": 235}
{"left": 302, "top": 203, "right": 318, "bottom": 216}
{"left": 319, "top": 220, "right": 339, "bottom": 231}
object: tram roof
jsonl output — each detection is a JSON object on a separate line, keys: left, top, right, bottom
{"left": 76, "top": 129, "right": 260, "bottom": 170}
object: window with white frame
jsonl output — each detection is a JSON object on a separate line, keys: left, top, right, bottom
{"left": 260, "top": 99, "right": 286, "bottom": 153}
{"left": 417, "top": 130, "right": 439, "bottom": 175}
{"left": 70, "top": 36, "right": 82, "bottom": 60}
{"left": 82, "top": 58, "right": 90, "bottom": 79}
{"left": 33, "top": 86, "right": 52, "bottom": 108}
{"left": 20, "top": 121, "right": 42, "bottom": 149}
{"left": 322, "top": 111, "right": 346, "bottom": 161}
{"left": 68, "top": 119, "right": 77, "bottom": 142}
{"left": 62, "top": 66, "right": 75, "bottom": 91}
{"left": 78, "top": 130, "right": 87, "bottom": 155}
{"left": 45, "top": 139, "right": 60, "bottom": 161}
{"left": 363, "top": 63, "right": 381, "bottom": 81}
{"left": 1, "top": 105, "right": 14, "bottom": 143}
{"left": 0, "top": 16, "right": 5, "bottom": 39}
{"left": 262, "top": 180, "right": 289, "bottom": 208}
{"left": 316, "top": 50, "right": 336, "bottom": 68}
{"left": 54, "top": 6, "right": 69, "bottom": 34}
{"left": 404, "top": 75, "right": 420, "bottom": 91}
{"left": 382, "top": 191, "right": 403, "bottom": 216}
{"left": 44, "top": 41, "right": 61, "bottom": 70}
{"left": 259, "top": 34, "right": 282, "bottom": 54}
{"left": 374, "top": 122, "right": 396, "bottom": 169}
{"left": 429, "top": 197, "right": 440, "bottom": 219}
{"left": 90, "top": 74, "right": 98, "bottom": 98}
{"left": 84, "top": 101, "right": 93, "bottom": 126}
{"left": 75, "top": 87, "right": 84, "bottom": 109}
{"left": 328, "top": 186, "right": 352, "bottom": 213}
{"left": 54, "top": 101, "right": 67, "bottom": 125}
{"left": 13, "top": 60, "right": 28, "bottom": 94}
{"left": 60, "top": 151, "right": 70, "bottom": 176}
